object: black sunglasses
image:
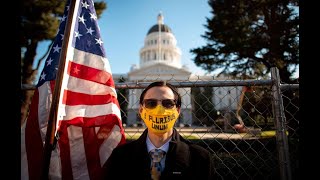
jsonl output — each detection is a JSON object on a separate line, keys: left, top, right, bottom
{"left": 142, "top": 99, "right": 176, "bottom": 109}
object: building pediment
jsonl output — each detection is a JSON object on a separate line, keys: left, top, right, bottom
{"left": 128, "top": 63, "right": 192, "bottom": 81}
{"left": 128, "top": 63, "right": 191, "bottom": 76}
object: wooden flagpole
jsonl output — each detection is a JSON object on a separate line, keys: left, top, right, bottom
{"left": 41, "top": 0, "right": 77, "bottom": 179}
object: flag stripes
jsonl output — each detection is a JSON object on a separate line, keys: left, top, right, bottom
{"left": 21, "top": 0, "right": 126, "bottom": 179}
{"left": 62, "top": 90, "right": 117, "bottom": 106}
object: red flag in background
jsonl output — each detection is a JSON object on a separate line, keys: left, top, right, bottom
{"left": 21, "top": 0, "right": 126, "bottom": 179}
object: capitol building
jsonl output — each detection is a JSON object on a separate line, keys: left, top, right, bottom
{"left": 113, "top": 13, "right": 242, "bottom": 127}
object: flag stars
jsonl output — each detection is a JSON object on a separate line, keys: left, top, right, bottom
{"left": 87, "top": 27, "right": 95, "bottom": 35}
{"left": 40, "top": 72, "right": 46, "bottom": 81}
{"left": 73, "top": 66, "right": 80, "bottom": 74}
{"left": 90, "top": 13, "right": 97, "bottom": 20}
{"left": 81, "top": 1, "right": 90, "bottom": 9}
{"left": 60, "top": 34, "right": 64, "bottom": 41}
{"left": 46, "top": 58, "right": 53, "bottom": 66}
{"left": 75, "top": 31, "right": 83, "bottom": 39}
{"left": 95, "top": 38, "right": 103, "bottom": 46}
{"left": 53, "top": 44, "right": 61, "bottom": 53}
{"left": 61, "top": 15, "right": 67, "bottom": 22}
{"left": 78, "top": 15, "right": 86, "bottom": 25}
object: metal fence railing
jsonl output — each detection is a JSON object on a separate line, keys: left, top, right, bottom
{"left": 21, "top": 67, "right": 299, "bottom": 180}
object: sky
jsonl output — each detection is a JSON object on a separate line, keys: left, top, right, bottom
{"left": 34, "top": 0, "right": 299, "bottom": 82}
{"left": 34, "top": 0, "right": 212, "bottom": 82}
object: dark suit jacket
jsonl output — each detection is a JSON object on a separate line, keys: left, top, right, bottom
{"left": 102, "top": 128, "right": 214, "bottom": 180}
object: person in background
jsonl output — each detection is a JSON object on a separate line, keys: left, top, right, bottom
{"left": 102, "top": 81, "right": 214, "bottom": 180}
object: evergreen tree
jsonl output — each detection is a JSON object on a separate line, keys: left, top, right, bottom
{"left": 191, "top": 86, "right": 217, "bottom": 126}
{"left": 191, "top": 0, "right": 299, "bottom": 83}
{"left": 191, "top": 0, "right": 299, "bottom": 137}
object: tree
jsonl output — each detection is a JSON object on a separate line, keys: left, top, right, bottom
{"left": 21, "top": 0, "right": 107, "bottom": 123}
{"left": 191, "top": 86, "right": 217, "bottom": 126}
{"left": 240, "top": 86, "right": 274, "bottom": 129}
{"left": 190, "top": 0, "right": 299, "bottom": 83}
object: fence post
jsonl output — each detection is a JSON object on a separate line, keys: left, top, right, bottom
{"left": 271, "top": 67, "right": 292, "bottom": 180}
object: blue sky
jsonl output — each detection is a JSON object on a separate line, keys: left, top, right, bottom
{"left": 34, "top": 0, "right": 212, "bottom": 82}
{"left": 100, "top": 0, "right": 212, "bottom": 75}
{"left": 34, "top": 0, "right": 299, "bottom": 82}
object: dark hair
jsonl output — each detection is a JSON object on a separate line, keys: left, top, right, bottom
{"left": 139, "top": 81, "right": 181, "bottom": 108}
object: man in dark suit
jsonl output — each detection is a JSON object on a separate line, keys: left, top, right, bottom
{"left": 102, "top": 81, "right": 214, "bottom": 180}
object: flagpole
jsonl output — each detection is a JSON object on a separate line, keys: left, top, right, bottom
{"left": 158, "top": 12, "right": 161, "bottom": 61}
{"left": 41, "top": 0, "right": 77, "bottom": 179}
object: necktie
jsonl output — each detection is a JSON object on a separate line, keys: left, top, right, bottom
{"left": 149, "top": 149, "right": 166, "bottom": 180}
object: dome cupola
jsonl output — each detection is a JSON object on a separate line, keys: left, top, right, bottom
{"left": 147, "top": 13, "right": 172, "bottom": 35}
{"left": 138, "top": 12, "right": 182, "bottom": 68}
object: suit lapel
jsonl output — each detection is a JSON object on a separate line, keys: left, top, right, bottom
{"left": 130, "top": 129, "right": 152, "bottom": 178}
{"left": 162, "top": 129, "right": 190, "bottom": 177}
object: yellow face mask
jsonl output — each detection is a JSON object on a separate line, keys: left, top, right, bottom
{"left": 140, "top": 105, "right": 179, "bottom": 134}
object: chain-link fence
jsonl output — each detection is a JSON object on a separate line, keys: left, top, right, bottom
{"left": 21, "top": 68, "right": 299, "bottom": 180}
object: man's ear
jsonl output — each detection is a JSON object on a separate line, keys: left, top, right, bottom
{"left": 139, "top": 105, "right": 143, "bottom": 114}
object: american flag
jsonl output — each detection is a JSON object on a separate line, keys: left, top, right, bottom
{"left": 21, "top": 0, "right": 126, "bottom": 179}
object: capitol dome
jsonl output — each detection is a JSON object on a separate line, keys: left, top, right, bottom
{"left": 138, "top": 12, "right": 182, "bottom": 69}
{"left": 147, "top": 24, "right": 172, "bottom": 35}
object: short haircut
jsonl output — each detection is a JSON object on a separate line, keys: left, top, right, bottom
{"left": 139, "top": 81, "right": 181, "bottom": 108}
